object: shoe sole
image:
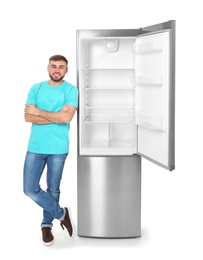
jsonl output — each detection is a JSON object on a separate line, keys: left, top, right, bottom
{"left": 43, "top": 239, "right": 54, "bottom": 246}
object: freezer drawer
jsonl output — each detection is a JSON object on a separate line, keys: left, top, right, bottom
{"left": 77, "top": 156, "right": 141, "bottom": 238}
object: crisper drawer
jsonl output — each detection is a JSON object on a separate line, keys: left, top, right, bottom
{"left": 80, "top": 122, "right": 137, "bottom": 155}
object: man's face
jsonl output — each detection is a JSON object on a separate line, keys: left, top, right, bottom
{"left": 47, "top": 60, "right": 68, "bottom": 82}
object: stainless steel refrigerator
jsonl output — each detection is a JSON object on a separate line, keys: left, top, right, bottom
{"left": 76, "top": 20, "right": 175, "bottom": 238}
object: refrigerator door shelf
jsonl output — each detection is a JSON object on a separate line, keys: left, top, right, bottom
{"left": 135, "top": 76, "right": 162, "bottom": 86}
{"left": 134, "top": 41, "right": 163, "bottom": 54}
{"left": 135, "top": 112, "right": 164, "bottom": 132}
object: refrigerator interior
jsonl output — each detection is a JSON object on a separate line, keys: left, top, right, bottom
{"left": 78, "top": 31, "right": 171, "bottom": 166}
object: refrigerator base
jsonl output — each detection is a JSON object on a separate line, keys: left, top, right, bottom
{"left": 77, "top": 156, "right": 141, "bottom": 238}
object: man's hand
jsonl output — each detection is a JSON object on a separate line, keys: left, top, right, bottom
{"left": 24, "top": 105, "right": 40, "bottom": 116}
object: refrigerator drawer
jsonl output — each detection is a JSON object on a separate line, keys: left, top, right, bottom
{"left": 77, "top": 156, "right": 141, "bottom": 238}
{"left": 80, "top": 122, "right": 137, "bottom": 155}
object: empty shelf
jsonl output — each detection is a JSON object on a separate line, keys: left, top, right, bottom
{"left": 83, "top": 116, "right": 135, "bottom": 124}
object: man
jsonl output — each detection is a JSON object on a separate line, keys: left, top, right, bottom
{"left": 23, "top": 54, "right": 78, "bottom": 246}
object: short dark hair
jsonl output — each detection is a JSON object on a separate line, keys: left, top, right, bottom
{"left": 49, "top": 55, "right": 68, "bottom": 65}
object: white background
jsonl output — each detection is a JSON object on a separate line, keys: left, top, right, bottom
{"left": 1, "top": 0, "right": 203, "bottom": 259}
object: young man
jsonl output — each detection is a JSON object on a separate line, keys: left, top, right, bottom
{"left": 23, "top": 55, "right": 78, "bottom": 246}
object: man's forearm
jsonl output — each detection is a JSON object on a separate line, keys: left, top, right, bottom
{"left": 25, "top": 113, "right": 53, "bottom": 124}
{"left": 38, "top": 110, "right": 71, "bottom": 124}
{"left": 25, "top": 104, "right": 76, "bottom": 124}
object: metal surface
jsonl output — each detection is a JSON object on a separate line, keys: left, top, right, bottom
{"left": 139, "top": 20, "right": 175, "bottom": 35}
{"left": 76, "top": 20, "right": 175, "bottom": 39}
{"left": 77, "top": 156, "right": 141, "bottom": 238}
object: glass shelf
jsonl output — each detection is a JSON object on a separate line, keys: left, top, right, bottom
{"left": 82, "top": 67, "right": 134, "bottom": 70}
{"left": 84, "top": 116, "right": 135, "bottom": 124}
{"left": 82, "top": 140, "right": 135, "bottom": 149}
{"left": 84, "top": 86, "right": 135, "bottom": 90}
{"left": 82, "top": 113, "right": 164, "bottom": 132}
{"left": 84, "top": 104, "right": 135, "bottom": 109}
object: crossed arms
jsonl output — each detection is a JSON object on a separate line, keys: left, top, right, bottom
{"left": 24, "top": 104, "right": 76, "bottom": 124}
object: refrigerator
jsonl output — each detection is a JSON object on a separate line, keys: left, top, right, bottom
{"left": 76, "top": 20, "right": 175, "bottom": 238}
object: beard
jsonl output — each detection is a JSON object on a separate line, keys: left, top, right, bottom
{"left": 49, "top": 73, "right": 65, "bottom": 82}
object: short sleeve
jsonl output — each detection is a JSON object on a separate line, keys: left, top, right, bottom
{"left": 65, "top": 85, "right": 79, "bottom": 109}
{"left": 25, "top": 84, "right": 38, "bottom": 105}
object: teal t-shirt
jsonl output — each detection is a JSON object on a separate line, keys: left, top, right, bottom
{"left": 26, "top": 80, "right": 78, "bottom": 154}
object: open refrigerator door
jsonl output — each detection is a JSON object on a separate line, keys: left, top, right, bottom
{"left": 135, "top": 29, "right": 175, "bottom": 170}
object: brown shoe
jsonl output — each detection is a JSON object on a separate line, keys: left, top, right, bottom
{"left": 60, "top": 207, "right": 74, "bottom": 237}
{"left": 41, "top": 227, "right": 54, "bottom": 246}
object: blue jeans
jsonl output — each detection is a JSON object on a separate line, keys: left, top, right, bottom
{"left": 23, "top": 152, "right": 68, "bottom": 228}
